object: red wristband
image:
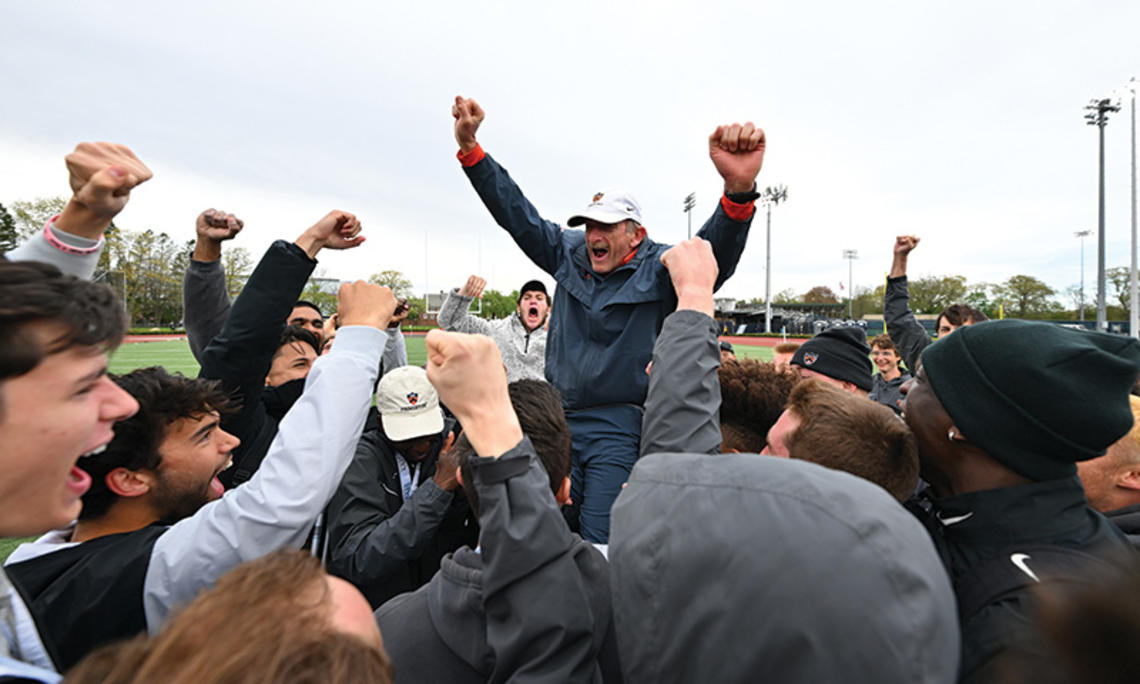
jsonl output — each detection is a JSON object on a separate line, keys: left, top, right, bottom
{"left": 720, "top": 195, "right": 755, "bottom": 222}
{"left": 457, "top": 144, "right": 486, "bottom": 167}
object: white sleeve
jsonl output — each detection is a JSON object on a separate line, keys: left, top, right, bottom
{"left": 141, "top": 325, "right": 385, "bottom": 630}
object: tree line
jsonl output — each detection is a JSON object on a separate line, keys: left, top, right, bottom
{"left": 5, "top": 196, "right": 1130, "bottom": 325}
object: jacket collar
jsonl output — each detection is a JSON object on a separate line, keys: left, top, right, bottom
{"left": 933, "top": 476, "right": 1092, "bottom": 544}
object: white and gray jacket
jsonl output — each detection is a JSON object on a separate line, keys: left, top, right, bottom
{"left": 438, "top": 290, "right": 546, "bottom": 383}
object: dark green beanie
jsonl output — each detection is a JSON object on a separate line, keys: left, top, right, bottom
{"left": 920, "top": 319, "right": 1140, "bottom": 481}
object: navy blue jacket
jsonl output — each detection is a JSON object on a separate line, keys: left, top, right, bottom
{"left": 463, "top": 152, "right": 753, "bottom": 410}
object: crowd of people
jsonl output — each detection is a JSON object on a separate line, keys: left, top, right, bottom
{"left": 1, "top": 99, "right": 1139, "bottom": 684}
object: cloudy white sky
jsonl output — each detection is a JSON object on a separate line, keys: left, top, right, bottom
{"left": 2, "top": 1, "right": 1138, "bottom": 304}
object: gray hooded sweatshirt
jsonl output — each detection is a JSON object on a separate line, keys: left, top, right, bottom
{"left": 610, "top": 452, "right": 960, "bottom": 683}
{"left": 438, "top": 290, "right": 546, "bottom": 383}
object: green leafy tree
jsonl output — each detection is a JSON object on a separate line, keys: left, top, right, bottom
{"left": 222, "top": 246, "right": 253, "bottom": 298}
{"left": 368, "top": 270, "right": 414, "bottom": 298}
{"left": 0, "top": 202, "right": 18, "bottom": 253}
{"left": 11, "top": 197, "right": 68, "bottom": 240}
{"left": 993, "top": 275, "right": 1058, "bottom": 318}
{"left": 1107, "top": 266, "right": 1133, "bottom": 311}
{"left": 964, "top": 282, "right": 998, "bottom": 319}
{"left": 907, "top": 274, "right": 968, "bottom": 314}
{"left": 480, "top": 289, "right": 519, "bottom": 319}
{"left": 851, "top": 284, "right": 885, "bottom": 318}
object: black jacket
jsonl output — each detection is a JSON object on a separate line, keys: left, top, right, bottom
{"left": 326, "top": 410, "right": 477, "bottom": 607}
{"left": 198, "top": 240, "right": 315, "bottom": 488}
{"left": 912, "top": 477, "right": 1137, "bottom": 683}
{"left": 1104, "top": 502, "right": 1140, "bottom": 550}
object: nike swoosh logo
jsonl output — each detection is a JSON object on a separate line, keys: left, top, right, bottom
{"left": 936, "top": 511, "right": 974, "bottom": 526}
{"left": 1010, "top": 553, "right": 1040, "bottom": 582}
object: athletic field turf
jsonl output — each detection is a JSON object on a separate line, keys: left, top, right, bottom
{"left": 107, "top": 334, "right": 773, "bottom": 376}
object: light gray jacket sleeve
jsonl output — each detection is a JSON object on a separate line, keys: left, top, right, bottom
{"left": 183, "top": 258, "right": 231, "bottom": 363}
{"left": 640, "top": 309, "right": 723, "bottom": 457}
{"left": 381, "top": 325, "right": 408, "bottom": 375}
{"left": 884, "top": 275, "right": 930, "bottom": 373}
{"left": 438, "top": 290, "right": 492, "bottom": 335}
{"left": 141, "top": 325, "right": 384, "bottom": 630}
{"left": 6, "top": 223, "right": 103, "bottom": 279}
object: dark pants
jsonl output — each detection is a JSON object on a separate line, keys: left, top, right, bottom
{"left": 568, "top": 404, "right": 642, "bottom": 543}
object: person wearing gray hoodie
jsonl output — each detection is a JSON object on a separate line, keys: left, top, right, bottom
{"left": 607, "top": 238, "right": 960, "bottom": 683}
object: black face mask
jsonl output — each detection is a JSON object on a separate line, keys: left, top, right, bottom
{"left": 261, "top": 377, "right": 306, "bottom": 420}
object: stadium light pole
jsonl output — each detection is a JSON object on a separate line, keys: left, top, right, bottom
{"left": 1086, "top": 95, "right": 1121, "bottom": 332}
{"left": 843, "top": 249, "right": 858, "bottom": 319}
{"left": 1075, "top": 230, "right": 1092, "bottom": 321}
{"left": 1127, "top": 78, "right": 1138, "bottom": 337}
{"left": 761, "top": 185, "right": 788, "bottom": 333}
{"left": 683, "top": 192, "right": 696, "bottom": 239}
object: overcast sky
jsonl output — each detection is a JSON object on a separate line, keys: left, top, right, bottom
{"left": 3, "top": 1, "right": 1138, "bottom": 304}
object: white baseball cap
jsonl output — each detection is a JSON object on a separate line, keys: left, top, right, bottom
{"left": 567, "top": 188, "right": 643, "bottom": 227}
{"left": 377, "top": 366, "right": 444, "bottom": 441}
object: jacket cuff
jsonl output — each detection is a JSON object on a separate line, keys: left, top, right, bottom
{"left": 720, "top": 194, "right": 755, "bottom": 222}
{"left": 457, "top": 144, "right": 486, "bottom": 167}
{"left": 887, "top": 275, "right": 907, "bottom": 285}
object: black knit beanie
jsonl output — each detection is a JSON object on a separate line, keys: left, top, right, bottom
{"left": 791, "top": 327, "right": 873, "bottom": 392}
{"left": 921, "top": 319, "right": 1140, "bottom": 481}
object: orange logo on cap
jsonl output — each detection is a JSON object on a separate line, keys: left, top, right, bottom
{"left": 593, "top": 192, "right": 604, "bottom": 202}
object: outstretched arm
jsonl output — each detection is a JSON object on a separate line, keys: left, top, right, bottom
{"left": 8, "top": 142, "right": 151, "bottom": 278}
{"left": 697, "top": 122, "right": 765, "bottom": 290}
{"left": 425, "top": 330, "right": 596, "bottom": 682}
{"left": 438, "top": 274, "right": 493, "bottom": 334}
{"left": 884, "top": 235, "right": 929, "bottom": 371}
{"left": 452, "top": 95, "right": 566, "bottom": 276}
{"left": 143, "top": 282, "right": 396, "bottom": 629}
{"left": 184, "top": 209, "right": 244, "bottom": 362}
{"left": 641, "top": 238, "right": 723, "bottom": 457}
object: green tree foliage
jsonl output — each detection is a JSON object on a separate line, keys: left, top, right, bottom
{"left": 0, "top": 202, "right": 18, "bottom": 254}
{"left": 906, "top": 274, "right": 968, "bottom": 314}
{"left": 10, "top": 196, "right": 68, "bottom": 240}
{"left": 481, "top": 289, "right": 519, "bottom": 319}
{"left": 851, "top": 284, "right": 885, "bottom": 317}
{"left": 801, "top": 286, "right": 839, "bottom": 304}
{"left": 964, "top": 283, "right": 999, "bottom": 319}
{"left": 1107, "top": 266, "right": 1133, "bottom": 311}
{"left": 368, "top": 269, "right": 414, "bottom": 298}
{"left": 993, "top": 275, "right": 1059, "bottom": 318}
{"left": 222, "top": 246, "right": 253, "bottom": 298}
{"left": 300, "top": 278, "right": 339, "bottom": 318}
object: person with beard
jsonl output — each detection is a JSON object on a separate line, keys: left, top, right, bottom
{"left": 452, "top": 95, "right": 765, "bottom": 542}
{"left": 194, "top": 210, "right": 366, "bottom": 489}
{"left": 438, "top": 275, "right": 549, "bottom": 382}
{"left": 4, "top": 280, "right": 395, "bottom": 672}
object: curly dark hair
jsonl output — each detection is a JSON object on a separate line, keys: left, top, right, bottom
{"left": 79, "top": 367, "right": 238, "bottom": 521}
{"left": 0, "top": 260, "right": 126, "bottom": 385}
{"left": 718, "top": 359, "right": 801, "bottom": 452}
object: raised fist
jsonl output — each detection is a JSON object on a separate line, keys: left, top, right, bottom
{"left": 709, "top": 123, "right": 765, "bottom": 194}
{"left": 452, "top": 96, "right": 485, "bottom": 153}
{"left": 459, "top": 274, "right": 487, "bottom": 299}
{"left": 894, "top": 235, "right": 920, "bottom": 256}
{"left": 296, "top": 210, "right": 365, "bottom": 258}
{"left": 660, "top": 238, "right": 718, "bottom": 297}
{"left": 66, "top": 142, "right": 153, "bottom": 219}
{"left": 196, "top": 209, "right": 244, "bottom": 243}
{"left": 337, "top": 281, "right": 395, "bottom": 330}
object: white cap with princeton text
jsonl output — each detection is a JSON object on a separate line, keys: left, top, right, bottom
{"left": 378, "top": 366, "right": 444, "bottom": 441}
{"left": 567, "top": 188, "right": 643, "bottom": 227}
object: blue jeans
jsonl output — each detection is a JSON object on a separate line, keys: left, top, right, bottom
{"left": 568, "top": 404, "right": 643, "bottom": 543}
